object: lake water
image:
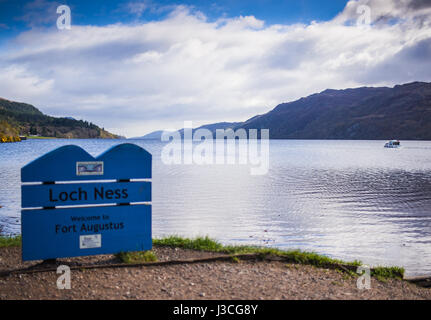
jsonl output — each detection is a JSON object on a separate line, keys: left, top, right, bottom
{"left": 1, "top": 139, "right": 431, "bottom": 276}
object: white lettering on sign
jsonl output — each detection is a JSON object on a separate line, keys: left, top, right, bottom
{"left": 76, "top": 161, "right": 104, "bottom": 176}
{"left": 79, "top": 234, "right": 102, "bottom": 249}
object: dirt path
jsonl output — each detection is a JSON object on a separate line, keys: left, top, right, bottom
{"left": 0, "top": 247, "right": 430, "bottom": 300}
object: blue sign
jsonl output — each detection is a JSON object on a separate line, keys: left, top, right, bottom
{"left": 21, "top": 143, "right": 152, "bottom": 261}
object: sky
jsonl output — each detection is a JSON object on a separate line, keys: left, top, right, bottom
{"left": 0, "top": 0, "right": 431, "bottom": 137}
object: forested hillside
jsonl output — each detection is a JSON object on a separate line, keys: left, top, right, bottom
{"left": 0, "top": 98, "right": 119, "bottom": 142}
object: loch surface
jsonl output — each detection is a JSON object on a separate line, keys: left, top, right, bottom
{"left": 1, "top": 139, "right": 431, "bottom": 276}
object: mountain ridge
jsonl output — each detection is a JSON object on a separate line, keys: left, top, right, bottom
{"left": 240, "top": 81, "right": 431, "bottom": 139}
{"left": 142, "top": 81, "right": 431, "bottom": 140}
{"left": 134, "top": 122, "right": 241, "bottom": 139}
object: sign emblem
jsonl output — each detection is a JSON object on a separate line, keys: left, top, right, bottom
{"left": 76, "top": 161, "right": 104, "bottom": 176}
{"left": 80, "top": 234, "right": 102, "bottom": 249}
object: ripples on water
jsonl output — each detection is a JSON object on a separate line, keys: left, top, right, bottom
{"left": 1, "top": 139, "right": 431, "bottom": 276}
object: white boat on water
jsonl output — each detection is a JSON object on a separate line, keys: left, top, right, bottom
{"left": 384, "top": 140, "right": 401, "bottom": 148}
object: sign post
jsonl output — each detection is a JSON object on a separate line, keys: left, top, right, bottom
{"left": 21, "top": 143, "right": 152, "bottom": 261}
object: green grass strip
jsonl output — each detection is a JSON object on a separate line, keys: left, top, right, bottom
{"left": 0, "top": 235, "right": 21, "bottom": 248}
{"left": 153, "top": 235, "right": 404, "bottom": 279}
{"left": 115, "top": 251, "right": 158, "bottom": 264}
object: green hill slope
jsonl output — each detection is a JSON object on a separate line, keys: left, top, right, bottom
{"left": 0, "top": 98, "right": 120, "bottom": 142}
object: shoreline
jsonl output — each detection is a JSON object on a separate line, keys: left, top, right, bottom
{"left": 1, "top": 236, "right": 430, "bottom": 300}
{"left": 0, "top": 235, "right": 406, "bottom": 279}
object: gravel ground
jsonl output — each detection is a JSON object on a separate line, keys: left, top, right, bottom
{"left": 0, "top": 247, "right": 430, "bottom": 300}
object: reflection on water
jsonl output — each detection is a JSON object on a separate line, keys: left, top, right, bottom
{"left": 1, "top": 139, "right": 431, "bottom": 276}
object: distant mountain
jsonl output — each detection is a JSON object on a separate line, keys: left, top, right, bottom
{"left": 131, "top": 130, "right": 168, "bottom": 140}
{"left": 192, "top": 122, "right": 243, "bottom": 133}
{"left": 135, "top": 122, "right": 242, "bottom": 140}
{"left": 0, "top": 98, "right": 120, "bottom": 141}
{"left": 178, "top": 122, "right": 242, "bottom": 138}
{"left": 138, "top": 81, "right": 431, "bottom": 140}
{"left": 238, "top": 81, "right": 431, "bottom": 140}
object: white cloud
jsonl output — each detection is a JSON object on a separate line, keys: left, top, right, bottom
{"left": 0, "top": 65, "right": 54, "bottom": 99}
{"left": 0, "top": 1, "right": 430, "bottom": 137}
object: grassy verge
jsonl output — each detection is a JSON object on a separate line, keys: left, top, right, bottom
{"left": 115, "top": 251, "right": 158, "bottom": 264}
{"left": 372, "top": 266, "right": 405, "bottom": 281}
{"left": 153, "top": 235, "right": 404, "bottom": 280}
{"left": 154, "top": 235, "right": 359, "bottom": 266}
{"left": 0, "top": 235, "right": 21, "bottom": 248}
{"left": 0, "top": 234, "right": 404, "bottom": 279}
{"left": 153, "top": 235, "right": 224, "bottom": 251}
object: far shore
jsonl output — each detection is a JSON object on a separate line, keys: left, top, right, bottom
{"left": 25, "top": 135, "right": 57, "bottom": 140}
{"left": 0, "top": 135, "right": 56, "bottom": 143}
